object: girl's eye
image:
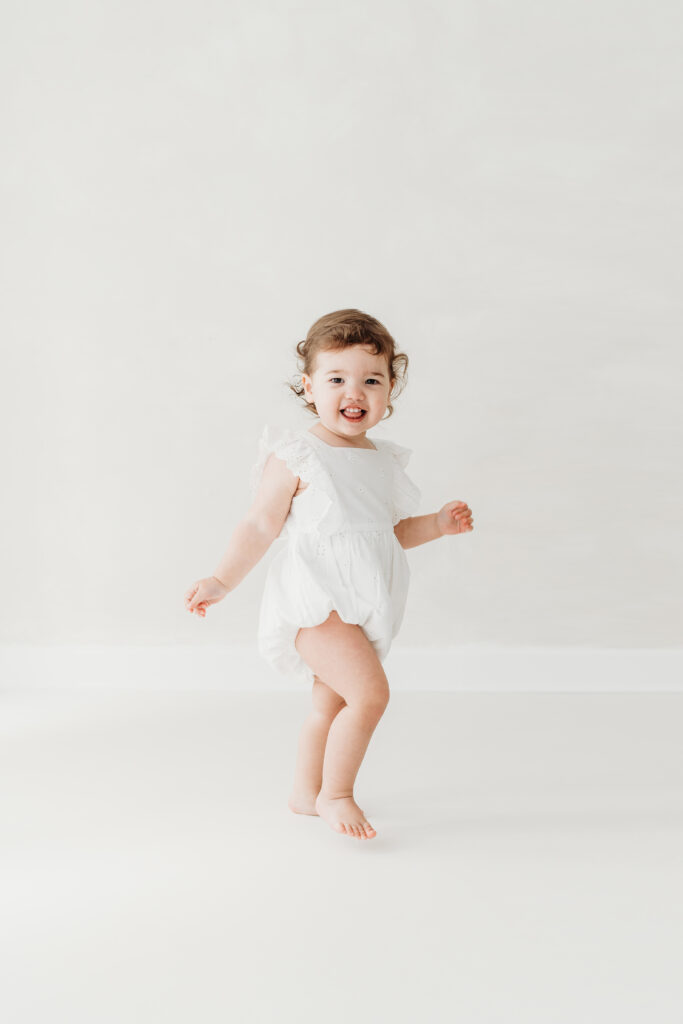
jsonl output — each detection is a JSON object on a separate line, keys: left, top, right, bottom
{"left": 328, "top": 378, "right": 380, "bottom": 385}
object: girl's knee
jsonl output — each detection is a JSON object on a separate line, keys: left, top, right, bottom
{"left": 357, "top": 681, "right": 390, "bottom": 718}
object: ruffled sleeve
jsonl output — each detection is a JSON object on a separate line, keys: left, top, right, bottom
{"left": 377, "top": 439, "right": 422, "bottom": 525}
{"left": 249, "top": 424, "right": 317, "bottom": 499}
{"left": 249, "top": 424, "right": 342, "bottom": 536}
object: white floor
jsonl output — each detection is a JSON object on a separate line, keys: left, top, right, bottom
{"left": 1, "top": 688, "right": 681, "bottom": 1023}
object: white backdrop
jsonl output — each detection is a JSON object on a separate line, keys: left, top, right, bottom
{"left": 2, "top": 0, "right": 681, "bottom": 664}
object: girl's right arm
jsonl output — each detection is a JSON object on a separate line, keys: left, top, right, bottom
{"left": 185, "top": 452, "right": 299, "bottom": 616}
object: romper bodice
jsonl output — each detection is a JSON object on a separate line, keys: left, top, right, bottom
{"left": 249, "top": 424, "right": 421, "bottom": 540}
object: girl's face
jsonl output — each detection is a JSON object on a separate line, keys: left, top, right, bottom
{"left": 302, "top": 345, "right": 394, "bottom": 440}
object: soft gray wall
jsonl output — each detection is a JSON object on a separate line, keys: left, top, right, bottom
{"left": 2, "top": 0, "right": 680, "bottom": 650}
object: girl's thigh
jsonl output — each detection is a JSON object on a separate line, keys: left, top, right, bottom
{"left": 295, "top": 611, "right": 389, "bottom": 709}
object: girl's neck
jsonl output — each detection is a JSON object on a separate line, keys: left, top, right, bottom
{"left": 308, "top": 422, "right": 376, "bottom": 450}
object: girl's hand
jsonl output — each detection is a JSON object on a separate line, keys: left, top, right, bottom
{"left": 184, "top": 576, "right": 229, "bottom": 618}
{"left": 436, "top": 500, "right": 474, "bottom": 537}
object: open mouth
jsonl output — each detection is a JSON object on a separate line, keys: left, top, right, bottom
{"left": 341, "top": 409, "right": 366, "bottom": 420}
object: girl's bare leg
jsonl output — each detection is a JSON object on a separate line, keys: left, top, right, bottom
{"left": 294, "top": 612, "right": 390, "bottom": 840}
{"left": 288, "top": 676, "right": 346, "bottom": 816}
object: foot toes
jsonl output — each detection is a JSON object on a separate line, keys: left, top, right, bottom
{"left": 316, "top": 798, "right": 377, "bottom": 839}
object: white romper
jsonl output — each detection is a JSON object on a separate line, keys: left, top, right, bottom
{"left": 249, "top": 423, "right": 421, "bottom": 686}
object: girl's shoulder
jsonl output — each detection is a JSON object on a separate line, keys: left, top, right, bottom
{"left": 371, "top": 437, "right": 414, "bottom": 467}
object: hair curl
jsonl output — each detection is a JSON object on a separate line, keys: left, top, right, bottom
{"left": 287, "top": 309, "right": 409, "bottom": 420}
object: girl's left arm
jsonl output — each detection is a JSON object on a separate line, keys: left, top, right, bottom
{"left": 394, "top": 501, "right": 474, "bottom": 550}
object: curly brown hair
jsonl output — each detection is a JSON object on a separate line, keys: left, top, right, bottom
{"left": 287, "top": 309, "right": 409, "bottom": 420}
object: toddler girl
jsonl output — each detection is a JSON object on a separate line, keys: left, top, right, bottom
{"left": 184, "top": 309, "right": 474, "bottom": 840}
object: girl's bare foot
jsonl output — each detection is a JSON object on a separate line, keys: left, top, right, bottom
{"left": 315, "top": 794, "right": 377, "bottom": 839}
{"left": 287, "top": 791, "right": 320, "bottom": 816}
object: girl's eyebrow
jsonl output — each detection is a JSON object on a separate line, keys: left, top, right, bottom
{"left": 325, "top": 370, "right": 386, "bottom": 377}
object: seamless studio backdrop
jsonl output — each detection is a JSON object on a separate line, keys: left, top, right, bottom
{"left": 2, "top": 9, "right": 682, "bottom": 1023}
{"left": 1, "top": 0, "right": 681, "bottom": 690}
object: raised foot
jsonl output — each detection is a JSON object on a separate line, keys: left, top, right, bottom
{"left": 315, "top": 794, "right": 377, "bottom": 839}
